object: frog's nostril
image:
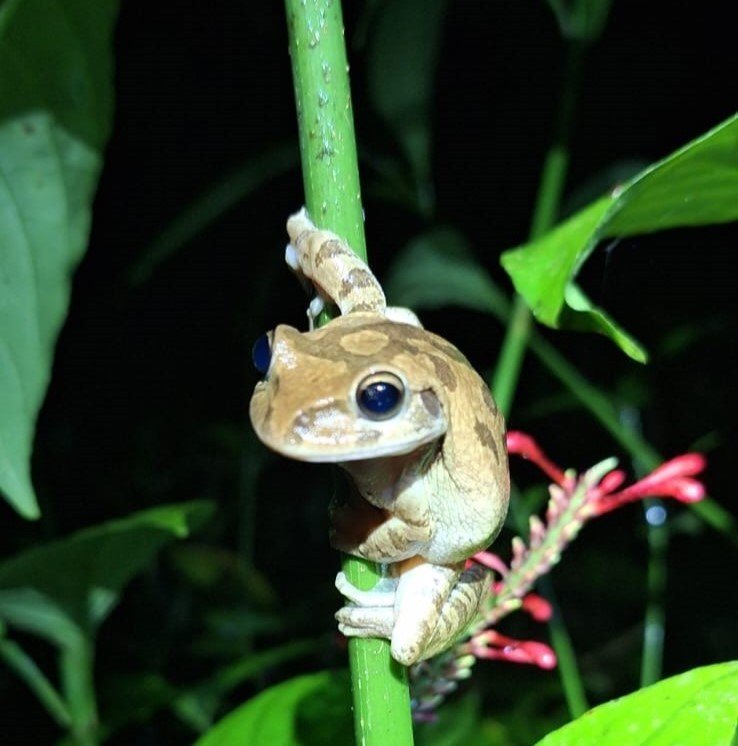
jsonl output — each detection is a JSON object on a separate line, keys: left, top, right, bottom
{"left": 357, "top": 373, "right": 404, "bottom": 420}
{"left": 252, "top": 333, "right": 272, "bottom": 376}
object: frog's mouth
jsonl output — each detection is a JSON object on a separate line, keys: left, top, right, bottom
{"left": 253, "top": 416, "right": 449, "bottom": 464}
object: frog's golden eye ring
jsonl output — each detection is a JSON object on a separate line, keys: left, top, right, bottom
{"left": 356, "top": 372, "right": 405, "bottom": 420}
{"left": 252, "top": 332, "right": 273, "bottom": 376}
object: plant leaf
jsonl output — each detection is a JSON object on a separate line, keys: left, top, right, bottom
{"left": 0, "top": 0, "right": 118, "bottom": 518}
{"left": 0, "top": 501, "right": 213, "bottom": 639}
{"left": 129, "top": 142, "right": 298, "bottom": 285}
{"left": 501, "top": 113, "right": 738, "bottom": 362}
{"left": 536, "top": 661, "right": 738, "bottom": 746}
{"left": 384, "top": 228, "right": 509, "bottom": 317}
{"left": 194, "top": 671, "right": 351, "bottom": 746}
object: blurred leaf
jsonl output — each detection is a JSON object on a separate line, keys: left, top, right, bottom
{"left": 101, "top": 672, "right": 178, "bottom": 734}
{"left": 367, "top": 0, "right": 447, "bottom": 212}
{"left": 0, "top": 501, "right": 213, "bottom": 639}
{"left": 545, "top": 0, "right": 612, "bottom": 41}
{"left": 501, "top": 114, "right": 738, "bottom": 361}
{"left": 294, "top": 669, "right": 352, "bottom": 744}
{"left": 174, "top": 639, "right": 322, "bottom": 732}
{"left": 0, "top": 631, "right": 71, "bottom": 727}
{"left": 0, "top": 0, "right": 118, "bottom": 519}
{"left": 129, "top": 142, "right": 297, "bottom": 285}
{"left": 536, "top": 661, "right": 738, "bottom": 745}
{"left": 193, "top": 670, "right": 348, "bottom": 746}
{"left": 384, "top": 228, "right": 509, "bottom": 317}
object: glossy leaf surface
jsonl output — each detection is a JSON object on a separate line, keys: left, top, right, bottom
{"left": 501, "top": 114, "right": 738, "bottom": 361}
{"left": 0, "top": 0, "right": 118, "bottom": 517}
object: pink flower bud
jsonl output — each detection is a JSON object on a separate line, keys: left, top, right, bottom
{"left": 471, "top": 550, "right": 510, "bottom": 576}
{"left": 521, "top": 592, "right": 553, "bottom": 622}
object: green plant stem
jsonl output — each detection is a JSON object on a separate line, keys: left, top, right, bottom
{"left": 284, "top": 2, "right": 414, "bottom": 744}
{"left": 491, "top": 37, "right": 589, "bottom": 720}
{"left": 0, "top": 637, "right": 72, "bottom": 728}
{"left": 60, "top": 638, "right": 98, "bottom": 746}
{"left": 640, "top": 499, "right": 668, "bottom": 686}
{"left": 536, "top": 577, "right": 588, "bottom": 717}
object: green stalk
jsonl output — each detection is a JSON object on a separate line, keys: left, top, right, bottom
{"left": 60, "top": 637, "right": 98, "bottom": 746}
{"left": 284, "top": 2, "right": 414, "bottom": 744}
{"left": 640, "top": 499, "right": 668, "bottom": 686}
{"left": 491, "top": 40, "right": 584, "bottom": 415}
{"left": 0, "top": 637, "right": 72, "bottom": 728}
{"left": 491, "top": 38, "right": 589, "bottom": 719}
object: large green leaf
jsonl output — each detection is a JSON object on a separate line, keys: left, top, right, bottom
{"left": 536, "top": 661, "right": 738, "bottom": 746}
{"left": 0, "top": 501, "right": 213, "bottom": 642}
{"left": 501, "top": 114, "right": 738, "bottom": 362}
{"left": 0, "top": 0, "right": 118, "bottom": 518}
{"left": 194, "top": 671, "right": 351, "bottom": 746}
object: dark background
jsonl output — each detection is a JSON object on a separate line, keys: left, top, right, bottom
{"left": 3, "top": 1, "right": 737, "bottom": 743}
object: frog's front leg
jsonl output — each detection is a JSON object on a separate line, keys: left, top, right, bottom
{"left": 286, "top": 208, "right": 387, "bottom": 317}
{"left": 336, "top": 562, "right": 489, "bottom": 665}
{"left": 329, "top": 480, "right": 432, "bottom": 562}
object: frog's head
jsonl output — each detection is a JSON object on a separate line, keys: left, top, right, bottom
{"left": 249, "top": 315, "right": 447, "bottom": 463}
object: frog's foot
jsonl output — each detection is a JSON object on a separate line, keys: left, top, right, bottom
{"left": 285, "top": 208, "right": 387, "bottom": 317}
{"left": 285, "top": 240, "right": 300, "bottom": 272}
{"left": 385, "top": 306, "right": 423, "bottom": 328}
{"left": 335, "top": 571, "right": 396, "bottom": 640}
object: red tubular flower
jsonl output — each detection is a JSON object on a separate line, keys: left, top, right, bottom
{"left": 468, "top": 630, "right": 557, "bottom": 670}
{"left": 506, "top": 431, "right": 568, "bottom": 487}
{"left": 589, "top": 453, "right": 707, "bottom": 516}
{"left": 520, "top": 592, "right": 553, "bottom": 622}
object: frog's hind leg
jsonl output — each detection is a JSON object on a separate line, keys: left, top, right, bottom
{"left": 391, "top": 562, "right": 488, "bottom": 666}
{"left": 286, "top": 208, "right": 387, "bottom": 317}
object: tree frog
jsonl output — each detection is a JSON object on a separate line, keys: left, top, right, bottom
{"left": 249, "top": 209, "right": 509, "bottom": 665}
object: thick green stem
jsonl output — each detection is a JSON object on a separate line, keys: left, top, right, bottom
{"left": 60, "top": 638, "right": 98, "bottom": 746}
{"left": 284, "top": 2, "right": 414, "bottom": 743}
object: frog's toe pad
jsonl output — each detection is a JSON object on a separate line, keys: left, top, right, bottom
{"left": 336, "top": 605, "right": 394, "bottom": 638}
{"left": 335, "top": 571, "right": 396, "bottom": 607}
{"left": 285, "top": 243, "right": 300, "bottom": 270}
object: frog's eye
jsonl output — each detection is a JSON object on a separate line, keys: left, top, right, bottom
{"left": 252, "top": 333, "right": 273, "bottom": 376}
{"left": 356, "top": 372, "right": 405, "bottom": 420}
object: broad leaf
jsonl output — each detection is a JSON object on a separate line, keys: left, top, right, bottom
{"left": 384, "top": 229, "right": 509, "bottom": 318}
{"left": 0, "top": 501, "right": 213, "bottom": 641}
{"left": 501, "top": 114, "right": 738, "bottom": 362}
{"left": 194, "top": 671, "right": 351, "bottom": 746}
{"left": 0, "top": 0, "right": 118, "bottom": 518}
{"left": 536, "top": 661, "right": 738, "bottom": 746}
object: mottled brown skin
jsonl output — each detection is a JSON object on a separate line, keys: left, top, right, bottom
{"left": 249, "top": 209, "right": 510, "bottom": 665}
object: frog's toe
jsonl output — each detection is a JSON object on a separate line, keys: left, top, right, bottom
{"left": 335, "top": 571, "right": 396, "bottom": 606}
{"left": 285, "top": 242, "right": 300, "bottom": 270}
{"left": 336, "top": 605, "right": 394, "bottom": 638}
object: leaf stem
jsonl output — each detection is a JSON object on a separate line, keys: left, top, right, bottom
{"left": 0, "top": 636, "right": 72, "bottom": 728}
{"left": 491, "top": 34, "right": 590, "bottom": 719}
{"left": 60, "top": 637, "right": 99, "bottom": 746}
{"left": 284, "top": 2, "right": 414, "bottom": 743}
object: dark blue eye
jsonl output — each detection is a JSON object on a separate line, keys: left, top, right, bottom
{"left": 357, "top": 373, "right": 405, "bottom": 420}
{"left": 252, "top": 333, "right": 272, "bottom": 376}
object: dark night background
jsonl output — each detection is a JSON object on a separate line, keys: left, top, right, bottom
{"left": 2, "top": 1, "right": 737, "bottom": 743}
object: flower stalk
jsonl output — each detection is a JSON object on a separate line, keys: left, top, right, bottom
{"left": 410, "top": 432, "right": 707, "bottom": 719}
